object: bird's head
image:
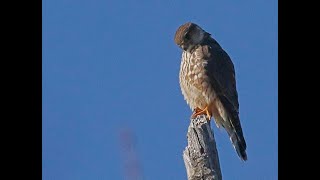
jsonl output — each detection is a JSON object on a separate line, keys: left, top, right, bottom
{"left": 174, "top": 22, "right": 208, "bottom": 52}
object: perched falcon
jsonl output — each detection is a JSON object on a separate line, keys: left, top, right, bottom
{"left": 174, "top": 22, "right": 247, "bottom": 161}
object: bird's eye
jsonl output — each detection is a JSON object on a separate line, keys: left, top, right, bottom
{"left": 184, "top": 33, "right": 190, "bottom": 40}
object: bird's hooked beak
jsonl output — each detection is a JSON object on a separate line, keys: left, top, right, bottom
{"left": 181, "top": 44, "right": 188, "bottom": 51}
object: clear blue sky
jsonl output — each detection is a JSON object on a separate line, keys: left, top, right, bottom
{"left": 43, "top": 0, "right": 278, "bottom": 179}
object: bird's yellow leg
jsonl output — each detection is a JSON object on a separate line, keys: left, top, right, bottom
{"left": 191, "top": 106, "right": 211, "bottom": 120}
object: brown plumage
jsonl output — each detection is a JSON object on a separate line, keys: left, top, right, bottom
{"left": 174, "top": 22, "right": 247, "bottom": 161}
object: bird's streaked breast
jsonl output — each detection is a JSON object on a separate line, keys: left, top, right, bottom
{"left": 179, "top": 48, "right": 216, "bottom": 110}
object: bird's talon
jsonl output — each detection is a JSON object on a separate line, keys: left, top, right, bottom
{"left": 191, "top": 106, "right": 211, "bottom": 120}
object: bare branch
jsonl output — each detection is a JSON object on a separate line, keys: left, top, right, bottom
{"left": 183, "top": 115, "right": 222, "bottom": 180}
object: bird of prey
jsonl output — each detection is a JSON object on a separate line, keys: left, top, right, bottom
{"left": 174, "top": 22, "right": 247, "bottom": 161}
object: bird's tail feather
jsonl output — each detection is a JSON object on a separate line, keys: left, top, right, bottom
{"left": 218, "top": 95, "right": 247, "bottom": 161}
{"left": 225, "top": 123, "right": 247, "bottom": 161}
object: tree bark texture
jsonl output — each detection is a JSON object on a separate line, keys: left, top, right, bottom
{"left": 183, "top": 115, "right": 222, "bottom": 180}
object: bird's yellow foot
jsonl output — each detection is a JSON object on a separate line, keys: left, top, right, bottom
{"left": 192, "top": 107, "right": 202, "bottom": 114}
{"left": 191, "top": 106, "right": 211, "bottom": 120}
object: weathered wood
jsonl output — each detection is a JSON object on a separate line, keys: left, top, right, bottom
{"left": 183, "top": 115, "right": 222, "bottom": 180}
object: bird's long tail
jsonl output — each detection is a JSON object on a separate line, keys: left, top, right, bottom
{"left": 226, "top": 122, "right": 247, "bottom": 161}
{"left": 218, "top": 95, "right": 247, "bottom": 161}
